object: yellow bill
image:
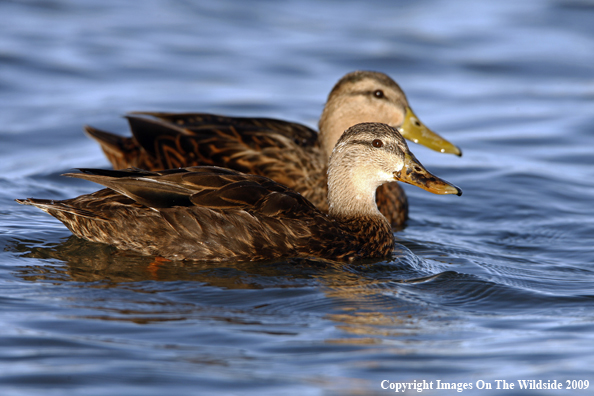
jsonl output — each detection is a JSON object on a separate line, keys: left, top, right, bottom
{"left": 399, "top": 107, "right": 462, "bottom": 157}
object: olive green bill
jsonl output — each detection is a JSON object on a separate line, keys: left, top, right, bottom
{"left": 399, "top": 107, "right": 462, "bottom": 157}
{"left": 394, "top": 152, "right": 462, "bottom": 196}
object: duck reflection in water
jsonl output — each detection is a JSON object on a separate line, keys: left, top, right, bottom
{"left": 12, "top": 236, "right": 445, "bottom": 337}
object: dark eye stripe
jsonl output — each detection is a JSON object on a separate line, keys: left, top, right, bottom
{"left": 343, "top": 139, "right": 390, "bottom": 149}
{"left": 347, "top": 90, "right": 387, "bottom": 99}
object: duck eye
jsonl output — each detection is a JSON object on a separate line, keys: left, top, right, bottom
{"left": 373, "top": 90, "right": 384, "bottom": 99}
{"left": 372, "top": 139, "right": 384, "bottom": 148}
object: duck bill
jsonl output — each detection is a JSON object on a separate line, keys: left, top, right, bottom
{"left": 398, "top": 107, "right": 462, "bottom": 157}
{"left": 394, "top": 152, "right": 462, "bottom": 196}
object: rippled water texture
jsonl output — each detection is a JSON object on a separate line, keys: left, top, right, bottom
{"left": 1, "top": 0, "right": 594, "bottom": 395}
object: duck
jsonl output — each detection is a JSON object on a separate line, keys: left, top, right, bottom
{"left": 18, "top": 123, "right": 461, "bottom": 262}
{"left": 85, "top": 71, "right": 461, "bottom": 228}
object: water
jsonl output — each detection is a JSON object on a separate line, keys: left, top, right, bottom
{"left": 1, "top": 0, "right": 594, "bottom": 395}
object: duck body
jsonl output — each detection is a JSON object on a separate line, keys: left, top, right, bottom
{"left": 86, "top": 71, "right": 460, "bottom": 228}
{"left": 19, "top": 123, "right": 461, "bottom": 262}
{"left": 19, "top": 167, "right": 392, "bottom": 262}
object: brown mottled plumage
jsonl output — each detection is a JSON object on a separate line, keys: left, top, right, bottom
{"left": 85, "top": 71, "right": 461, "bottom": 228}
{"left": 18, "top": 123, "right": 461, "bottom": 262}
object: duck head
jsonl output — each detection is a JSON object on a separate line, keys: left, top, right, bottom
{"left": 318, "top": 71, "right": 462, "bottom": 160}
{"left": 327, "top": 122, "right": 461, "bottom": 219}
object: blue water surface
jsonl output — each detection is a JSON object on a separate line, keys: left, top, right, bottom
{"left": 1, "top": 0, "right": 594, "bottom": 395}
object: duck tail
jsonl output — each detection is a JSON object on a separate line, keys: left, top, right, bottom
{"left": 15, "top": 198, "right": 106, "bottom": 220}
{"left": 84, "top": 125, "right": 144, "bottom": 169}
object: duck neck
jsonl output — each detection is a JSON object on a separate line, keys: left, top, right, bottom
{"left": 327, "top": 165, "right": 395, "bottom": 256}
{"left": 319, "top": 98, "right": 364, "bottom": 161}
{"left": 327, "top": 158, "right": 386, "bottom": 222}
